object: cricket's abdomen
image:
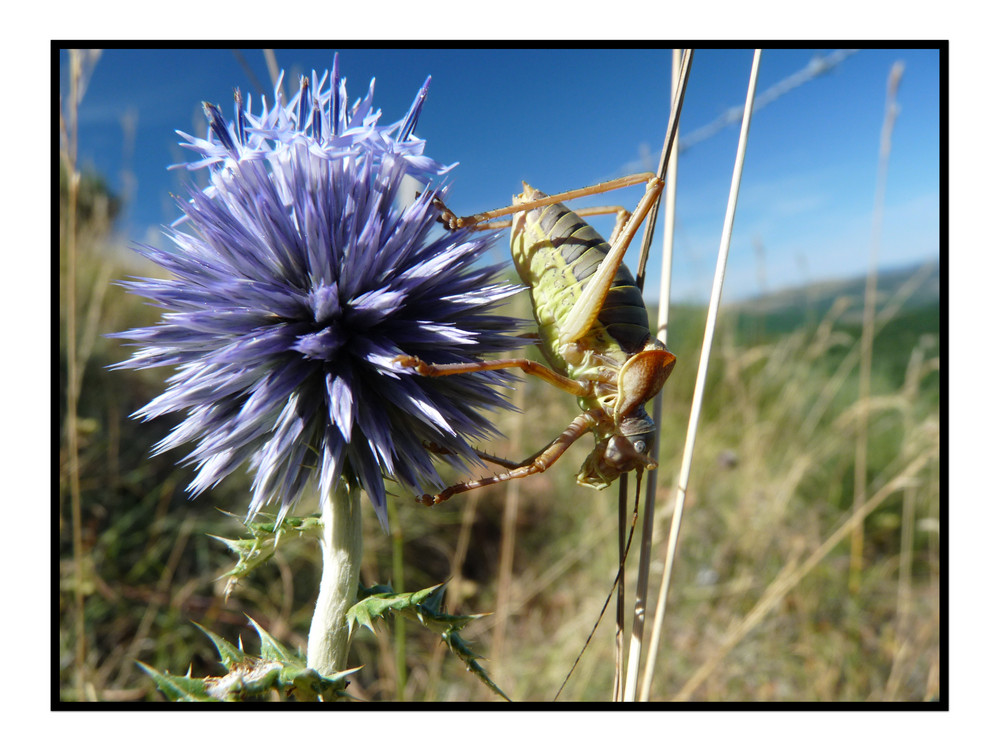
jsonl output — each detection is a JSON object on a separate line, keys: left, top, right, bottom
{"left": 511, "top": 186, "right": 652, "bottom": 382}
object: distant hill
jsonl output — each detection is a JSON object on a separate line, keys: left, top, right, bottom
{"left": 727, "top": 258, "right": 939, "bottom": 325}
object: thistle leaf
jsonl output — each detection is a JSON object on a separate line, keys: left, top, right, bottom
{"left": 443, "top": 630, "right": 510, "bottom": 702}
{"left": 193, "top": 622, "right": 246, "bottom": 668}
{"left": 138, "top": 662, "right": 215, "bottom": 702}
{"left": 212, "top": 512, "right": 323, "bottom": 597}
{"left": 347, "top": 582, "right": 444, "bottom": 635}
{"left": 248, "top": 617, "right": 296, "bottom": 663}
{"left": 141, "top": 619, "right": 357, "bottom": 702}
{"left": 203, "top": 659, "right": 281, "bottom": 701}
{"left": 349, "top": 582, "right": 509, "bottom": 701}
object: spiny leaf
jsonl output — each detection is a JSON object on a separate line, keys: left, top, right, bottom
{"left": 203, "top": 659, "right": 281, "bottom": 701}
{"left": 193, "top": 622, "right": 246, "bottom": 669}
{"left": 410, "top": 605, "right": 484, "bottom": 636}
{"left": 141, "top": 618, "right": 358, "bottom": 702}
{"left": 247, "top": 617, "right": 296, "bottom": 663}
{"left": 284, "top": 665, "right": 362, "bottom": 702}
{"left": 209, "top": 534, "right": 276, "bottom": 596}
{"left": 443, "top": 630, "right": 511, "bottom": 702}
{"left": 212, "top": 511, "right": 323, "bottom": 597}
{"left": 349, "top": 582, "right": 484, "bottom": 636}
{"left": 350, "top": 581, "right": 509, "bottom": 701}
{"left": 138, "top": 662, "right": 215, "bottom": 702}
{"left": 347, "top": 583, "right": 444, "bottom": 635}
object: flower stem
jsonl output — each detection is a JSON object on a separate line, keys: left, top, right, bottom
{"left": 307, "top": 482, "right": 362, "bottom": 676}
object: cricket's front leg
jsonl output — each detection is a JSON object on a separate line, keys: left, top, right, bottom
{"left": 392, "top": 354, "right": 594, "bottom": 398}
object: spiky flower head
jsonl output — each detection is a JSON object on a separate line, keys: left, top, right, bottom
{"left": 113, "top": 57, "right": 520, "bottom": 529}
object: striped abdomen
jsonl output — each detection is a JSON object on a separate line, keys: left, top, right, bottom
{"left": 510, "top": 185, "right": 653, "bottom": 378}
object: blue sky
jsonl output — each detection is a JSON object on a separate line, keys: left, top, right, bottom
{"left": 60, "top": 47, "right": 940, "bottom": 303}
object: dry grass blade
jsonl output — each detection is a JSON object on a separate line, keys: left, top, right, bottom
{"left": 611, "top": 48, "right": 692, "bottom": 702}
{"left": 613, "top": 476, "right": 628, "bottom": 700}
{"left": 674, "top": 448, "right": 934, "bottom": 701}
{"left": 640, "top": 49, "right": 763, "bottom": 700}
{"left": 625, "top": 47, "right": 686, "bottom": 702}
{"left": 60, "top": 48, "right": 85, "bottom": 701}
{"left": 634, "top": 47, "right": 694, "bottom": 290}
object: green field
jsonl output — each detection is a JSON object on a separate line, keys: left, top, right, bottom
{"left": 58, "top": 161, "right": 940, "bottom": 701}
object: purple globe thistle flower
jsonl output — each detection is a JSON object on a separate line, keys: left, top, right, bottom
{"left": 113, "top": 59, "right": 521, "bottom": 530}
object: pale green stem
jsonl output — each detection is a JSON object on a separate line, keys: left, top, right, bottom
{"left": 307, "top": 482, "right": 362, "bottom": 676}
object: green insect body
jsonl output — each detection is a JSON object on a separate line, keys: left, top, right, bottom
{"left": 511, "top": 185, "right": 656, "bottom": 396}
{"left": 510, "top": 184, "right": 675, "bottom": 489}
{"left": 395, "top": 172, "right": 674, "bottom": 504}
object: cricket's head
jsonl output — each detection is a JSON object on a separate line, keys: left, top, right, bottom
{"left": 579, "top": 340, "right": 674, "bottom": 489}
{"left": 511, "top": 183, "right": 542, "bottom": 223}
{"left": 515, "top": 182, "right": 544, "bottom": 204}
{"left": 576, "top": 409, "right": 657, "bottom": 490}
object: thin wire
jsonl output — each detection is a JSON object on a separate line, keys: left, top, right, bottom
{"left": 678, "top": 49, "right": 857, "bottom": 153}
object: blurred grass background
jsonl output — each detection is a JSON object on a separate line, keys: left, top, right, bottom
{"left": 58, "top": 48, "right": 940, "bottom": 701}
{"left": 58, "top": 159, "right": 939, "bottom": 701}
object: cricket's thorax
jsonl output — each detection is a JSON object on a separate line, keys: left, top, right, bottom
{"left": 510, "top": 188, "right": 654, "bottom": 397}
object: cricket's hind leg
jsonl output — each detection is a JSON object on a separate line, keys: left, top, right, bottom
{"left": 417, "top": 408, "right": 604, "bottom": 505}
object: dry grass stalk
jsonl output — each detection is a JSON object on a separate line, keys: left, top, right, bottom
{"left": 850, "top": 61, "right": 905, "bottom": 593}
{"left": 626, "top": 47, "right": 685, "bottom": 702}
{"left": 799, "top": 260, "right": 936, "bottom": 441}
{"left": 641, "top": 48, "right": 763, "bottom": 699}
{"left": 60, "top": 48, "right": 86, "bottom": 701}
